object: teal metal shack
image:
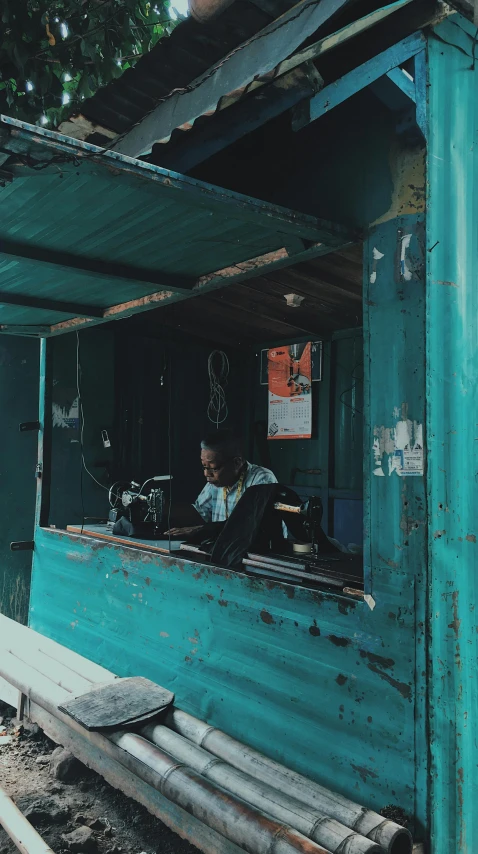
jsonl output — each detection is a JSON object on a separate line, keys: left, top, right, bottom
{"left": 0, "top": 3, "right": 476, "bottom": 852}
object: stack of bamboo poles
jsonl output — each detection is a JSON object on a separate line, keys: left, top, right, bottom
{"left": 0, "top": 616, "right": 412, "bottom": 854}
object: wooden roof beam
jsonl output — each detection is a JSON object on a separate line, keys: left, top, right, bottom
{"left": 0, "top": 239, "right": 196, "bottom": 293}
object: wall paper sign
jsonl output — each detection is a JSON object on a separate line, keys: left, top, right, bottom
{"left": 52, "top": 397, "right": 79, "bottom": 429}
{"left": 267, "top": 342, "right": 312, "bottom": 440}
{"left": 394, "top": 447, "right": 424, "bottom": 476}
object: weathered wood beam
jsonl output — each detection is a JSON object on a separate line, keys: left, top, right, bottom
{"left": 156, "top": 66, "right": 321, "bottom": 174}
{"left": 0, "top": 291, "right": 104, "bottom": 318}
{"left": 112, "top": 0, "right": 356, "bottom": 158}
{"left": 293, "top": 31, "right": 425, "bottom": 130}
{"left": 0, "top": 239, "right": 196, "bottom": 293}
{"left": 145, "top": 0, "right": 416, "bottom": 172}
{"left": 11, "top": 239, "right": 356, "bottom": 338}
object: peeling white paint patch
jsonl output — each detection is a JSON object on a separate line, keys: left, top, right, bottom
{"left": 370, "top": 247, "right": 385, "bottom": 284}
{"left": 53, "top": 398, "right": 79, "bottom": 428}
{"left": 364, "top": 594, "right": 376, "bottom": 611}
{"left": 373, "top": 418, "right": 424, "bottom": 476}
{"left": 400, "top": 233, "right": 413, "bottom": 281}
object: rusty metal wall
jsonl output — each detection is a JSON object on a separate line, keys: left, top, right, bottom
{"left": 30, "top": 524, "right": 419, "bottom": 823}
{"left": 426, "top": 16, "right": 478, "bottom": 853}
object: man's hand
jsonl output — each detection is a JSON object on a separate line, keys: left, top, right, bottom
{"left": 164, "top": 525, "right": 204, "bottom": 537}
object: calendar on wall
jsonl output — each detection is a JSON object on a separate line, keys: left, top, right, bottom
{"left": 267, "top": 342, "right": 313, "bottom": 440}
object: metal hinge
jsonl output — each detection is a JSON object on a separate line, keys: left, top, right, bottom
{"left": 10, "top": 541, "right": 34, "bottom": 552}
{"left": 19, "top": 420, "right": 41, "bottom": 433}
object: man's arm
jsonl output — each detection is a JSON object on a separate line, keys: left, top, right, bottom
{"left": 164, "top": 485, "right": 211, "bottom": 536}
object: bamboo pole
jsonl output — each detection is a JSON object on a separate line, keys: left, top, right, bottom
{"left": 0, "top": 785, "right": 55, "bottom": 854}
{"left": 166, "top": 709, "right": 412, "bottom": 854}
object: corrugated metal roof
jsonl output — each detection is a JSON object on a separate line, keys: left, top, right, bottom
{"left": 0, "top": 116, "right": 354, "bottom": 337}
{"left": 130, "top": 245, "right": 363, "bottom": 345}
{"left": 62, "top": 0, "right": 298, "bottom": 142}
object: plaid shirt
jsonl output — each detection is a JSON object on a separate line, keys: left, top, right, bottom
{"left": 193, "top": 462, "right": 277, "bottom": 523}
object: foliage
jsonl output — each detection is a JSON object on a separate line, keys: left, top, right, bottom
{"left": 0, "top": 0, "right": 182, "bottom": 127}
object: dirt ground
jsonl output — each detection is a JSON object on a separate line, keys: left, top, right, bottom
{"left": 0, "top": 701, "right": 198, "bottom": 854}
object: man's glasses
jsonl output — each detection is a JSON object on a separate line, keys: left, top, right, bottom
{"left": 202, "top": 460, "right": 229, "bottom": 474}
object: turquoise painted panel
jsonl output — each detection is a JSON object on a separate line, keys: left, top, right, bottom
{"left": 427, "top": 18, "right": 478, "bottom": 853}
{"left": 332, "top": 334, "right": 363, "bottom": 492}
{"left": 0, "top": 117, "right": 350, "bottom": 330}
{"left": 363, "top": 214, "right": 427, "bottom": 833}
{"left": 31, "top": 525, "right": 418, "bottom": 822}
{"left": 0, "top": 336, "right": 39, "bottom": 622}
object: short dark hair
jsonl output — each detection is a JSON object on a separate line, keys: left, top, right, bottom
{"left": 201, "top": 429, "right": 243, "bottom": 459}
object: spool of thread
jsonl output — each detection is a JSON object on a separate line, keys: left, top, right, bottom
{"left": 293, "top": 542, "right": 312, "bottom": 554}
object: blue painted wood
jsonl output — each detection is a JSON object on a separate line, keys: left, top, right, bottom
{"left": 386, "top": 67, "right": 416, "bottom": 102}
{"left": 34, "top": 339, "right": 52, "bottom": 529}
{"left": 413, "top": 50, "right": 427, "bottom": 140}
{"left": 30, "top": 525, "right": 419, "bottom": 820}
{"left": 305, "top": 32, "right": 425, "bottom": 125}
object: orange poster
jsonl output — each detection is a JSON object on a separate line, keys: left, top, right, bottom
{"left": 267, "top": 342, "right": 312, "bottom": 440}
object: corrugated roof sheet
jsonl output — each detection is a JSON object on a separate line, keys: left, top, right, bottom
{"left": 0, "top": 116, "right": 354, "bottom": 336}
{"left": 65, "top": 0, "right": 298, "bottom": 140}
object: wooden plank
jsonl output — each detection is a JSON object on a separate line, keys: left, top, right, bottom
{"left": 112, "top": 0, "right": 356, "bottom": 158}
{"left": 2, "top": 615, "right": 115, "bottom": 685}
{"left": 207, "top": 286, "right": 339, "bottom": 335}
{"left": 0, "top": 239, "right": 196, "bottom": 293}
{"left": 30, "top": 703, "right": 246, "bottom": 854}
{"left": 157, "top": 0, "right": 415, "bottom": 174}
{"left": 0, "top": 675, "right": 19, "bottom": 709}
{"left": 386, "top": 66, "right": 416, "bottom": 101}
{"left": 295, "top": 31, "right": 426, "bottom": 128}
{"left": 35, "top": 339, "right": 52, "bottom": 528}
{"left": 414, "top": 49, "right": 427, "bottom": 139}
{"left": 158, "top": 67, "right": 318, "bottom": 174}
{"left": 65, "top": 525, "right": 181, "bottom": 554}
{"left": 46, "top": 240, "right": 355, "bottom": 338}
{"left": 59, "top": 677, "right": 174, "bottom": 730}
{"left": 0, "top": 292, "right": 104, "bottom": 318}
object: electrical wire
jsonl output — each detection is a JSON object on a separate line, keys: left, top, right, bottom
{"left": 76, "top": 332, "right": 111, "bottom": 532}
{"left": 207, "top": 350, "right": 229, "bottom": 427}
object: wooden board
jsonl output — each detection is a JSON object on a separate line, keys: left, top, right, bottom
{"left": 66, "top": 525, "right": 185, "bottom": 554}
{"left": 59, "top": 677, "right": 174, "bottom": 730}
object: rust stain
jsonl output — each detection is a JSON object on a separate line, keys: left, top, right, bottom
{"left": 122, "top": 570, "right": 129, "bottom": 579}
{"left": 336, "top": 674, "right": 348, "bottom": 686}
{"left": 338, "top": 599, "right": 356, "bottom": 615}
{"left": 466, "top": 534, "right": 476, "bottom": 543}
{"left": 218, "top": 599, "right": 228, "bottom": 607}
{"left": 185, "top": 656, "right": 192, "bottom": 663}
{"left": 367, "top": 663, "right": 412, "bottom": 701}
{"left": 360, "top": 650, "right": 394, "bottom": 669}
{"left": 351, "top": 764, "right": 379, "bottom": 783}
{"left": 378, "top": 554, "right": 399, "bottom": 569}
{"left": 434, "top": 279, "right": 459, "bottom": 287}
{"left": 448, "top": 590, "right": 461, "bottom": 638}
{"left": 433, "top": 530, "right": 446, "bottom": 539}
{"left": 260, "top": 609, "right": 275, "bottom": 625}
{"left": 308, "top": 620, "right": 321, "bottom": 637}
{"left": 188, "top": 636, "right": 199, "bottom": 644}
{"left": 145, "top": 577, "right": 151, "bottom": 586}
{"left": 206, "top": 594, "right": 214, "bottom": 601}
{"left": 328, "top": 635, "right": 351, "bottom": 647}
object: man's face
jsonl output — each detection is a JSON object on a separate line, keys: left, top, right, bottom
{"left": 201, "top": 449, "right": 243, "bottom": 488}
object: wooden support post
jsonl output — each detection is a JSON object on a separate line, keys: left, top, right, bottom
{"left": 34, "top": 339, "right": 53, "bottom": 529}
